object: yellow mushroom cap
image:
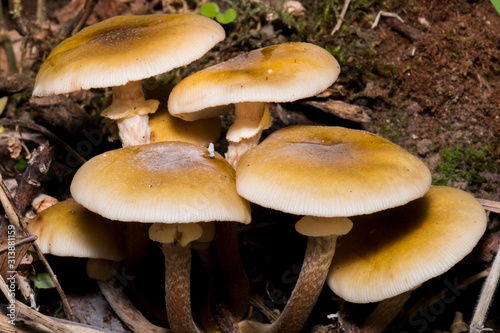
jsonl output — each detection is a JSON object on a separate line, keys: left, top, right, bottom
{"left": 295, "top": 216, "right": 353, "bottom": 237}
{"left": 236, "top": 125, "right": 432, "bottom": 217}
{"left": 33, "top": 14, "right": 225, "bottom": 96}
{"left": 168, "top": 42, "right": 341, "bottom": 121}
{"left": 327, "top": 186, "right": 487, "bottom": 303}
{"left": 149, "top": 104, "right": 221, "bottom": 147}
{"left": 70, "top": 141, "right": 251, "bottom": 224}
{"left": 28, "top": 199, "right": 124, "bottom": 261}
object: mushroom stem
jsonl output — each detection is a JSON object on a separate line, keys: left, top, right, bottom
{"left": 102, "top": 80, "right": 159, "bottom": 147}
{"left": 116, "top": 115, "right": 151, "bottom": 147}
{"left": 162, "top": 242, "right": 201, "bottom": 333}
{"left": 225, "top": 102, "right": 273, "bottom": 168}
{"left": 215, "top": 222, "right": 251, "bottom": 320}
{"left": 193, "top": 246, "right": 219, "bottom": 333}
{"left": 239, "top": 235, "right": 337, "bottom": 333}
{"left": 360, "top": 290, "right": 412, "bottom": 333}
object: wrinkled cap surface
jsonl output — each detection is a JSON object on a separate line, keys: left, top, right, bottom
{"left": 168, "top": 42, "right": 340, "bottom": 120}
{"left": 327, "top": 186, "right": 487, "bottom": 303}
{"left": 236, "top": 125, "right": 432, "bottom": 217}
{"left": 33, "top": 14, "right": 225, "bottom": 96}
{"left": 28, "top": 199, "right": 124, "bottom": 260}
{"left": 71, "top": 141, "right": 251, "bottom": 224}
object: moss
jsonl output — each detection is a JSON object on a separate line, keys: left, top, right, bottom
{"left": 379, "top": 109, "right": 409, "bottom": 144}
{"left": 433, "top": 145, "right": 498, "bottom": 189}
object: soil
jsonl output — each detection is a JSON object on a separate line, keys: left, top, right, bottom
{"left": 0, "top": 0, "right": 499, "bottom": 332}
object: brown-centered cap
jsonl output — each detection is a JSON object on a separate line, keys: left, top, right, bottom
{"left": 70, "top": 141, "right": 251, "bottom": 224}
{"left": 236, "top": 125, "right": 432, "bottom": 217}
{"left": 168, "top": 42, "right": 341, "bottom": 121}
{"left": 327, "top": 186, "right": 487, "bottom": 303}
{"left": 28, "top": 198, "right": 124, "bottom": 261}
{"left": 33, "top": 14, "right": 225, "bottom": 96}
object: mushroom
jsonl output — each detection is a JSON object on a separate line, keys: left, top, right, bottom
{"left": 27, "top": 199, "right": 169, "bottom": 333}
{"left": 235, "top": 125, "right": 432, "bottom": 333}
{"left": 149, "top": 99, "right": 221, "bottom": 147}
{"left": 70, "top": 141, "right": 251, "bottom": 333}
{"left": 327, "top": 186, "right": 487, "bottom": 332}
{"left": 33, "top": 14, "right": 225, "bottom": 147}
{"left": 28, "top": 198, "right": 124, "bottom": 279}
{"left": 168, "top": 42, "right": 341, "bottom": 168}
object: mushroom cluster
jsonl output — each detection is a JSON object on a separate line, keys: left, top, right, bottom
{"left": 28, "top": 12, "right": 489, "bottom": 333}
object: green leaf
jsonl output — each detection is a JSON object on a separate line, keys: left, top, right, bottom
{"left": 15, "top": 158, "right": 27, "bottom": 172}
{"left": 491, "top": 0, "right": 500, "bottom": 15}
{"left": 30, "top": 272, "right": 56, "bottom": 290}
{"left": 216, "top": 8, "right": 237, "bottom": 24}
{"left": 200, "top": 3, "right": 219, "bottom": 18}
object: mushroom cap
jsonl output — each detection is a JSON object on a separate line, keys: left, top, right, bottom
{"left": 28, "top": 199, "right": 124, "bottom": 261}
{"left": 70, "top": 141, "right": 251, "bottom": 224}
{"left": 327, "top": 186, "right": 487, "bottom": 303}
{"left": 168, "top": 42, "right": 340, "bottom": 121}
{"left": 149, "top": 104, "right": 221, "bottom": 147}
{"left": 236, "top": 125, "right": 432, "bottom": 217}
{"left": 33, "top": 14, "right": 225, "bottom": 96}
{"left": 295, "top": 216, "right": 353, "bottom": 237}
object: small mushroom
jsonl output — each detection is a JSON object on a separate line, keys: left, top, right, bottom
{"left": 33, "top": 14, "right": 225, "bottom": 147}
{"left": 328, "top": 186, "right": 487, "bottom": 332}
{"left": 235, "top": 125, "right": 432, "bottom": 333}
{"left": 168, "top": 42, "right": 341, "bottom": 167}
{"left": 328, "top": 186, "right": 487, "bottom": 302}
{"left": 27, "top": 199, "right": 168, "bottom": 333}
{"left": 28, "top": 198, "right": 124, "bottom": 271}
{"left": 70, "top": 141, "right": 251, "bottom": 333}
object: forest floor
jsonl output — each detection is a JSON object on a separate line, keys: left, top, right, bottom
{"left": 0, "top": 0, "right": 499, "bottom": 332}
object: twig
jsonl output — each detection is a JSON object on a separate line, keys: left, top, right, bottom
{"left": 0, "top": 175, "right": 23, "bottom": 231}
{"left": 330, "top": 0, "right": 351, "bottom": 35}
{"left": 14, "top": 143, "right": 54, "bottom": 215}
{"left": 0, "top": 119, "right": 87, "bottom": 165}
{"left": 61, "top": 0, "right": 98, "bottom": 38}
{"left": 0, "top": 74, "right": 34, "bottom": 97}
{"left": 470, "top": 242, "right": 500, "bottom": 333}
{"left": 36, "top": 0, "right": 47, "bottom": 23}
{"left": 249, "top": 295, "right": 278, "bottom": 322}
{"left": 478, "top": 198, "right": 500, "bottom": 214}
{"left": 0, "top": 274, "right": 72, "bottom": 332}
{"left": 97, "top": 278, "right": 170, "bottom": 333}
{"left": 0, "top": 235, "right": 37, "bottom": 254}
{"left": 7, "top": 0, "right": 28, "bottom": 36}
{"left": 371, "top": 11, "right": 404, "bottom": 29}
{"left": 371, "top": 11, "right": 424, "bottom": 42}
{"left": 0, "top": 5, "right": 17, "bottom": 74}
{"left": 0, "top": 174, "right": 76, "bottom": 321}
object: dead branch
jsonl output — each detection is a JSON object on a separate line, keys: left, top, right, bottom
{"left": 7, "top": 0, "right": 28, "bottom": 36}
{"left": 0, "top": 275, "right": 72, "bottom": 332}
{"left": 330, "top": 0, "right": 351, "bottom": 35}
{"left": 0, "top": 174, "right": 76, "bottom": 321}
{"left": 13, "top": 143, "right": 54, "bottom": 215}
{"left": 61, "top": 0, "right": 98, "bottom": 38}
{"left": 384, "top": 17, "right": 424, "bottom": 42}
{"left": 0, "top": 74, "right": 34, "bottom": 97}
{"left": 0, "top": 119, "right": 87, "bottom": 165}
